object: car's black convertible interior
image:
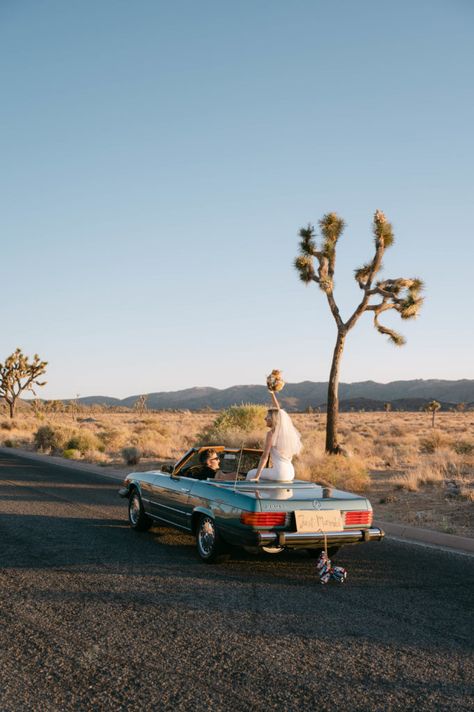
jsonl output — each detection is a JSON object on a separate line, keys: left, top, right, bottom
{"left": 177, "top": 447, "right": 262, "bottom": 481}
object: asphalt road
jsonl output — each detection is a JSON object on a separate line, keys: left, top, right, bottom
{"left": 0, "top": 452, "right": 473, "bottom": 712}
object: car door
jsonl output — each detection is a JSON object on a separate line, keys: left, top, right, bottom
{"left": 148, "top": 472, "right": 192, "bottom": 530}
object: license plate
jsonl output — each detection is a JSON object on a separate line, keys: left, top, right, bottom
{"left": 295, "top": 509, "right": 343, "bottom": 533}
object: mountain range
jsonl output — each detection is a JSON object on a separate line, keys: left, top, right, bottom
{"left": 71, "top": 379, "right": 474, "bottom": 412}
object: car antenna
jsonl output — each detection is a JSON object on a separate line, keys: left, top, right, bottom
{"left": 233, "top": 443, "right": 245, "bottom": 492}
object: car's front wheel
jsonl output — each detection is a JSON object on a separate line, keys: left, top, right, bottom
{"left": 128, "top": 489, "right": 152, "bottom": 531}
{"left": 196, "top": 515, "right": 225, "bottom": 563}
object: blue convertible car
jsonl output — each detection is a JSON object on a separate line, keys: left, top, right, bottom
{"left": 119, "top": 445, "right": 384, "bottom": 563}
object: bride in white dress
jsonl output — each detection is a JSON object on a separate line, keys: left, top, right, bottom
{"left": 246, "top": 391, "right": 302, "bottom": 482}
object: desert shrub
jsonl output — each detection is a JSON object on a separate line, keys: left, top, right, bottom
{"left": 199, "top": 404, "right": 267, "bottom": 445}
{"left": 296, "top": 453, "right": 369, "bottom": 493}
{"left": 428, "top": 449, "right": 462, "bottom": 477}
{"left": 97, "top": 428, "right": 129, "bottom": 451}
{"left": 416, "top": 463, "right": 445, "bottom": 486}
{"left": 84, "top": 449, "right": 109, "bottom": 464}
{"left": 392, "top": 460, "right": 447, "bottom": 491}
{"left": 4, "top": 439, "right": 15, "bottom": 448}
{"left": 66, "top": 430, "right": 102, "bottom": 454}
{"left": 452, "top": 440, "right": 474, "bottom": 456}
{"left": 389, "top": 424, "right": 406, "bottom": 437}
{"left": 210, "top": 404, "right": 267, "bottom": 433}
{"left": 343, "top": 432, "right": 373, "bottom": 460}
{"left": 459, "top": 486, "right": 474, "bottom": 502}
{"left": 122, "top": 446, "right": 142, "bottom": 465}
{"left": 1, "top": 420, "right": 14, "bottom": 430}
{"left": 134, "top": 418, "right": 169, "bottom": 437}
{"left": 131, "top": 428, "right": 170, "bottom": 457}
{"left": 419, "top": 431, "right": 449, "bottom": 454}
{"left": 392, "top": 471, "right": 420, "bottom": 492}
{"left": 34, "top": 425, "right": 71, "bottom": 453}
{"left": 63, "top": 448, "right": 82, "bottom": 460}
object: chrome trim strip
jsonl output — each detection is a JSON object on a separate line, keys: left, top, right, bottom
{"left": 258, "top": 527, "right": 384, "bottom": 546}
{"left": 152, "top": 501, "right": 188, "bottom": 516}
{"left": 148, "top": 512, "right": 192, "bottom": 531}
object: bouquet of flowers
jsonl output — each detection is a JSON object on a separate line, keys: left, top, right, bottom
{"left": 266, "top": 369, "right": 285, "bottom": 392}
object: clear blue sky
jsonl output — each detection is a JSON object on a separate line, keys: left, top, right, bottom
{"left": 1, "top": 0, "right": 473, "bottom": 399}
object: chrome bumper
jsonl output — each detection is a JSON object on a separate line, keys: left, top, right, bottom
{"left": 257, "top": 527, "right": 384, "bottom": 548}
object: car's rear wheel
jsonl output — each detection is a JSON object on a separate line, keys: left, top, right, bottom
{"left": 128, "top": 489, "right": 152, "bottom": 531}
{"left": 196, "top": 515, "right": 225, "bottom": 563}
{"left": 262, "top": 545, "right": 284, "bottom": 555}
{"left": 307, "top": 546, "right": 341, "bottom": 558}
{"left": 242, "top": 544, "right": 284, "bottom": 556}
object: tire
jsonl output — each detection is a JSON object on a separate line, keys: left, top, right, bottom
{"left": 128, "top": 489, "right": 152, "bottom": 531}
{"left": 307, "top": 546, "right": 341, "bottom": 559}
{"left": 242, "top": 544, "right": 285, "bottom": 555}
{"left": 196, "top": 515, "right": 225, "bottom": 563}
{"left": 262, "top": 545, "right": 284, "bottom": 555}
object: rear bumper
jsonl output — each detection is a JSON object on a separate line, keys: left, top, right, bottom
{"left": 257, "top": 527, "right": 385, "bottom": 548}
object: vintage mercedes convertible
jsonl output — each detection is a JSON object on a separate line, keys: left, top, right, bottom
{"left": 118, "top": 445, "right": 384, "bottom": 563}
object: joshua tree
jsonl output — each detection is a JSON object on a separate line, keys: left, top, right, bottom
{"left": 295, "top": 210, "right": 424, "bottom": 454}
{"left": 424, "top": 400, "right": 441, "bottom": 428}
{"left": 134, "top": 394, "right": 148, "bottom": 415}
{"left": 0, "top": 348, "right": 48, "bottom": 418}
{"left": 67, "top": 394, "right": 81, "bottom": 421}
{"left": 384, "top": 402, "right": 392, "bottom": 414}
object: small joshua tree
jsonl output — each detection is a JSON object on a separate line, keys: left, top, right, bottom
{"left": 0, "top": 348, "right": 48, "bottom": 418}
{"left": 67, "top": 394, "right": 81, "bottom": 421}
{"left": 134, "top": 394, "right": 148, "bottom": 416}
{"left": 384, "top": 402, "right": 392, "bottom": 414}
{"left": 295, "top": 210, "right": 424, "bottom": 454}
{"left": 424, "top": 400, "right": 441, "bottom": 428}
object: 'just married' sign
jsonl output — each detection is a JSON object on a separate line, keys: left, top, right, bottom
{"left": 295, "top": 510, "right": 343, "bottom": 533}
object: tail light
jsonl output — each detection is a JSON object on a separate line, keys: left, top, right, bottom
{"left": 344, "top": 510, "right": 372, "bottom": 526}
{"left": 240, "top": 512, "right": 286, "bottom": 527}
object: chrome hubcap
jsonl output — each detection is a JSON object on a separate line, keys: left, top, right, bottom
{"left": 198, "top": 517, "right": 215, "bottom": 556}
{"left": 130, "top": 495, "right": 140, "bottom": 525}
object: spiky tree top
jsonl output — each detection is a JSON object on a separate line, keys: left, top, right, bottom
{"left": 295, "top": 210, "right": 424, "bottom": 344}
{"left": 0, "top": 348, "right": 48, "bottom": 411}
{"left": 425, "top": 400, "right": 441, "bottom": 413}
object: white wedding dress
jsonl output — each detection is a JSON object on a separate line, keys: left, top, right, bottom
{"left": 246, "top": 410, "right": 302, "bottom": 482}
{"left": 246, "top": 447, "right": 295, "bottom": 482}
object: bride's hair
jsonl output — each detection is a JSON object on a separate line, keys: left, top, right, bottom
{"left": 266, "top": 408, "right": 279, "bottom": 429}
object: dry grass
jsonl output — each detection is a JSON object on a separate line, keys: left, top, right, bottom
{"left": 296, "top": 452, "right": 369, "bottom": 493}
{"left": 0, "top": 411, "right": 216, "bottom": 465}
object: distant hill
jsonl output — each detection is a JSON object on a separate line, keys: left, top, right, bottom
{"left": 62, "top": 379, "right": 474, "bottom": 412}
{"left": 73, "top": 395, "right": 122, "bottom": 407}
{"left": 334, "top": 397, "right": 462, "bottom": 412}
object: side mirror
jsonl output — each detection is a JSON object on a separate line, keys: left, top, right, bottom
{"left": 161, "top": 464, "right": 174, "bottom": 474}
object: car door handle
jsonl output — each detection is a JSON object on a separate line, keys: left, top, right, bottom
{"left": 180, "top": 487, "right": 191, "bottom": 493}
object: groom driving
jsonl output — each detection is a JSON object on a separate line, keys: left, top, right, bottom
{"left": 193, "top": 448, "right": 225, "bottom": 480}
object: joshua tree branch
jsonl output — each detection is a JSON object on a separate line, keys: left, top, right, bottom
{"left": 326, "top": 291, "right": 344, "bottom": 330}
{"left": 345, "top": 243, "right": 385, "bottom": 331}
